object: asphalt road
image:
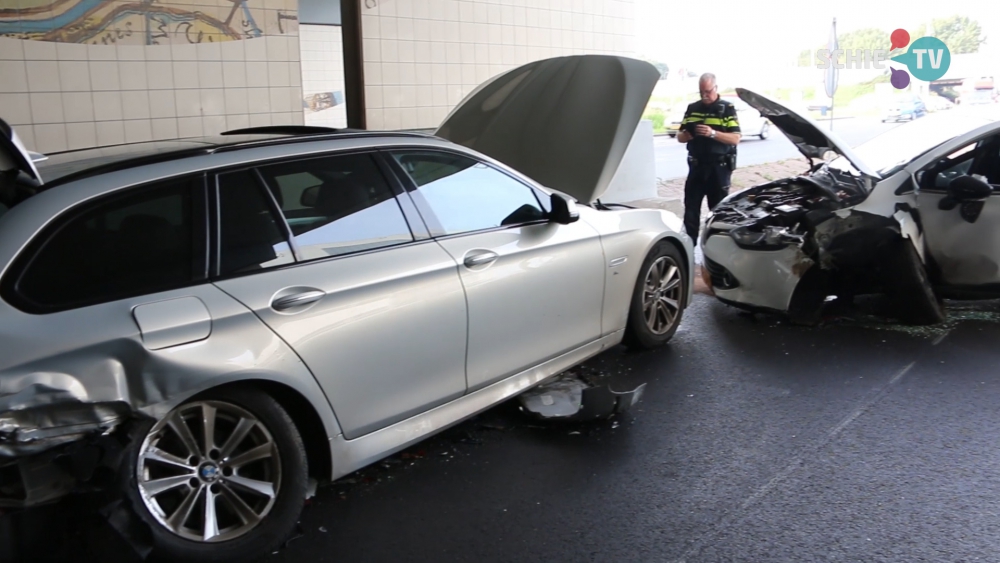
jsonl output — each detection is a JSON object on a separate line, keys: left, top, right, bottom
{"left": 655, "top": 117, "right": 903, "bottom": 181}
{"left": 11, "top": 294, "right": 1000, "bottom": 563}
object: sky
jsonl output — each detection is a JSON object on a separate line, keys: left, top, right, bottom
{"left": 635, "top": 0, "right": 998, "bottom": 88}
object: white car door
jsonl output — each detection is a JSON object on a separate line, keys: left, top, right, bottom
{"left": 387, "top": 149, "right": 606, "bottom": 393}
{"left": 915, "top": 133, "right": 1000, "bottom": 288}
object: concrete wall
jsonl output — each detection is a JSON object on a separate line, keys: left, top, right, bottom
{"left": 359, "top": 0, "right": 637, "bottom": 130}
{"left": 0, "top": 0, "right": 304, "bottom": 153}
{"left": 602, "top": 119, "right": 656, "bottom": 203}
{"left": 300, "top": 24, "right": 347, "bottom": 128}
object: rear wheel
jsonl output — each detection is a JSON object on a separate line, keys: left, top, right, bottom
{"left": 759, "top": 122, "right": 770, "bottom": 140}
{"left": 120, "top": 388, "right": 308, "bottom": 563}
{"left": 623, "top": 243, "right": 687, "bottom": 349}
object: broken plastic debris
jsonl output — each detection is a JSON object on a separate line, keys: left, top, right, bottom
{"left": 518, "top": 374, "right": 647, "bottom": 421}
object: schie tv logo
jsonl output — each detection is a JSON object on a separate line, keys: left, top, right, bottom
{"left": 816, "top": 28, "right": 951, "bottom": 89}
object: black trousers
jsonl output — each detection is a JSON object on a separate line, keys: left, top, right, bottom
{"left": 683, "top": 158, "right": 732, "bottom": 241}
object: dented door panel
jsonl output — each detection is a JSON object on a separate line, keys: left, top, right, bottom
{"left": 0, "top": 284, "right": 341, "bottom": 461}
{"left": 918, "top": 190, "right": 1000, "bottom": 286}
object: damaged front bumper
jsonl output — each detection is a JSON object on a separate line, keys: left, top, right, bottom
{"left": 700, "top": 171, "right": 925, "bottom": 320}
{"left": 0, "top": 385, "right": 133, "bottom": 508}
{"left": 701, "top": 232, "right": 814, "bottom": 313}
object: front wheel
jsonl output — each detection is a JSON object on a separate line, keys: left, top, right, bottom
{"left": 623, "top": 242, "right": 688, "bottom": 349}
{"left": 120, "top": 388, "right": 309, "bottom": 563}
{"left": 759, "top": 122, "right": 770, "bottom": 140}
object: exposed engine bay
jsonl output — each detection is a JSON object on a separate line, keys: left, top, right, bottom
{"left": 703, "top": 163, "right": 939, "bottom": 324}
{"left": 707, "top": 164, "right": 870, "bottom": 252}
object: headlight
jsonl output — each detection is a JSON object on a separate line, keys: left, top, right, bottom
{"left": 729, "top": 226, "right": 801, "bottom": 249}
{"left": 729, "top": 227, "right": 768, "bottom": 246}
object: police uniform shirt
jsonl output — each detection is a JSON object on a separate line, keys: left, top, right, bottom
{"left": 680, "top": 99, "right": 740, "bottom": 156}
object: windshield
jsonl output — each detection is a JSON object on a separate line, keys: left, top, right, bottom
{"left": 829, "top": 114, "right": 993, "bottom": 176}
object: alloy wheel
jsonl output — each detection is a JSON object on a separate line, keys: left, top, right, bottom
{"left": 136, "top": 401, "right": 282, "bottom": 543}
{"left": 642, "top": 256, "right": 682, "bottom": 335}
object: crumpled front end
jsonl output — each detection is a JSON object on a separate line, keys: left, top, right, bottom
{"left": 701, "top": 167, "right": 924, "bottom": 323}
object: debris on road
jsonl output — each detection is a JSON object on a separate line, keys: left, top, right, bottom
{"left": 518, "top": 370, "right": 647, "bottom": 421}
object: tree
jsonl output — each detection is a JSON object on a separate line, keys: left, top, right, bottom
{"left": 915, "top": 15, "right": 986, "bottom": 54}
{"left": 839, "top": 27, "right": 891, "bottom": 53}
{"left": 797, "top": 49, "right": 813, "bottom": 67}
{"left": 797, "top": 27, "right": 891, "bottom": 67}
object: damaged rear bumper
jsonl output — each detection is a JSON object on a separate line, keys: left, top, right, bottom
{"left": 1, "top": 386, "right": 134, "bottom": 508}
{"left": 1, "top": 400, "right": 131, "bottom": 458}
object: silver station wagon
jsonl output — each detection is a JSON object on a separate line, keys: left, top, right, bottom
{"left": 0, "top": 56, "right": 693, "bottom": 561}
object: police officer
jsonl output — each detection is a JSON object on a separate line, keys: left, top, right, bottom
{"left": 677, "top": 73, "right": 741, "bottom": 241}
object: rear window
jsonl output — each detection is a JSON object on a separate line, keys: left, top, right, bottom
{"left": 2, "top": 176, "right": 205, "bottom": 312}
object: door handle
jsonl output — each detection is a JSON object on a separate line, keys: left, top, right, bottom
{"left": 272, "top": 290, "right": 326, "bottom": 311}
{"left": 464, "top": 251, "right": 499, "bottom": 268}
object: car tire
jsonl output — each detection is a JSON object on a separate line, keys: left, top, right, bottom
{"left": 888, "top": 240, "right": 945, "bottom": 325}
{"left": 759, "top": 122, "right": 770, "bottom": 140}
{"left": 623, "top": 242, "right": 687, "bottom": 349}
{"left": 118, "top": 387, "right": 309, "bottom": 563}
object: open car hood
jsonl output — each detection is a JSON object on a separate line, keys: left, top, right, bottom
{"left": 736, "top": 88, "right": 881, "bottom": 180}
{"left": 435, "top": 55, "right": 660, "bottom": 203}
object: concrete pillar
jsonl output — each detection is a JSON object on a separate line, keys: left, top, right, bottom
{"left": 602, "top": 119, "right": 657, "bottom": 203}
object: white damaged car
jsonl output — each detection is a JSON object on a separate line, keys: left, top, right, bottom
{"left": 701, "top": 88, "right": 1000, "bottom": 325}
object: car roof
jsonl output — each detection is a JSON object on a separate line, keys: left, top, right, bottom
{"left": 34, "top": 126, "right": 436, "bottom": 187}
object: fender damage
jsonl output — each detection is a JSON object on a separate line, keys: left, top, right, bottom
{"left": 704, "top": 169, "right": 934, "bottom": 323}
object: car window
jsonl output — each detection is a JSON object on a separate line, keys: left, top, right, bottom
{"left": 6, "top": 178, "right": 199, "bottom": 311}
{"left": 931, "top": 155, "right": 975, "bottom": 189}
{"left": 391, "top": 151, "right": 546, "bottom": 237}
{"left": 922, "top": 137, "right": 1000, "bottom": 191}
{"left": 257, "top": 153, "right": 413, "bottom": 261}
{"left": 217, "top": 169, "right": 296, "bottom": 276}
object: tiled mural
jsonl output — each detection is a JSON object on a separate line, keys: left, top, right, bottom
{"left": 0, "top": 0, "right": 297, "bottom": 44}
{"left": 0, "top": 0, "right": 303, "bottom": 153}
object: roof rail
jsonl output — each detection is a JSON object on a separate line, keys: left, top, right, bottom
{"left": 220, "top": 125, "right": 363, "bottom": 136}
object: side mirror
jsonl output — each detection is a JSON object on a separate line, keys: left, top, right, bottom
{"left": 549, "top": 192, "right": 580, "bottom": 224}
{"left": 948, "top": 174, "right": 992, "bottom": 201}
{"left": 941, "top": 175, "right": 992, "bottom": 223}
{"left": 301, "top": 185, "right": 320, "bottom": 207}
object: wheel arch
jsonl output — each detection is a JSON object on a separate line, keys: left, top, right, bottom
{"left": 652, "top": 233, "right": 694, "bottom": 307}
{"left": 191, "top": 380, "right": 333, "bottom": 483}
